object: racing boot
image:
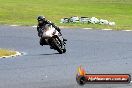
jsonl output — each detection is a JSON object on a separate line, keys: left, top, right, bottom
{"left": 63, "top": 38, "right": 67, "bottom": 41}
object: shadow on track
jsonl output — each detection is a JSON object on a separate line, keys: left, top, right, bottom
{"left": 40, "top": 53, "right": 60, "bottom": 56}
{"left": 24, "top": 53, "right": 60, "bottom": 57}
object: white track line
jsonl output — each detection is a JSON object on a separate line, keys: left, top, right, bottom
{"left": 9, "top": 25, "right": 132, "bottom": 32}
{"left": 102, "top": 29, "right": 112, "bottom": 30}
{"left": 83, "top": 28, "right": 132, "bottom": 32}
{"left": 122, "top": 30, "right": 132, "bottom": 32}
{"left": 10, "top": 25, "right": 19, "bottom": 27}
{"left": 32, "top": 25, "right": 37, "bottom": 28}
{"left": 83, "top": 28, "right": 92, "bottom": 29}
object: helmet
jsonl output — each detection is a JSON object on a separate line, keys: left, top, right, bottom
{"left": 37, "top": 16, "right": 46, "bottom": 23}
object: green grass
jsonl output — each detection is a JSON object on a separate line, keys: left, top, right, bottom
{"left": 0, "top": 49, "right": 16, "bottom": 57}
{"left": 0, "top": 0, "right": 132, "bottom": 30}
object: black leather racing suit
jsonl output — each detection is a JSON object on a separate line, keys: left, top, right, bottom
{"left": 37, "top": 20, "right": 62, "bottom": 45}
{"left": 37, "top": 20, "right": 61, "bottom": 37}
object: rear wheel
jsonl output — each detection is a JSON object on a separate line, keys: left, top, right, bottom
{"left": 39, "top": 38, "right": 43, "bottom": 46}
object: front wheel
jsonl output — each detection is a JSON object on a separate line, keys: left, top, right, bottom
{"left": 62, "top": 47, "right": 66, "bottom": 53}
{"left": 52, "top": 38, "right": 63, "bottom": 54}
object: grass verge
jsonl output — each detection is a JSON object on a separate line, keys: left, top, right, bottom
{"left": 0, "top": 49, "right": 16, "bottom": 57}
{"left": 0, "top": 0, "right": 132, "bottom": 30}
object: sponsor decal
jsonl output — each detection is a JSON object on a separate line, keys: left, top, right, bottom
{"left": 76, "top": 66, "right": 131, "bottom": 85}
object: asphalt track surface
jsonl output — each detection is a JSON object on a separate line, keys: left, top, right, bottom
{"left": 0, "top": 25, "right": 132, "bottom": 88}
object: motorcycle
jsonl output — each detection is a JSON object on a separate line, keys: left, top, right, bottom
{"left": 40, "top": 24, "right": 66, "bottom": 54}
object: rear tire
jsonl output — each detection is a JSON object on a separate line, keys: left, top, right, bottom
{"left": 39, "top": 38, "right": 43, "bottom": 46}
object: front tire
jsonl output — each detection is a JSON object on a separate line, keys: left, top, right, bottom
{"left": 52, "top": 38, "right": 63, "bottom": 54}
{"left": 63, "top": 48, "right": 66, "bottom": 53}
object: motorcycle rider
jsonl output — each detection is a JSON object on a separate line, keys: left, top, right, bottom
{"left": 37, "top": 16, "right": 67, "bottom": 46}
